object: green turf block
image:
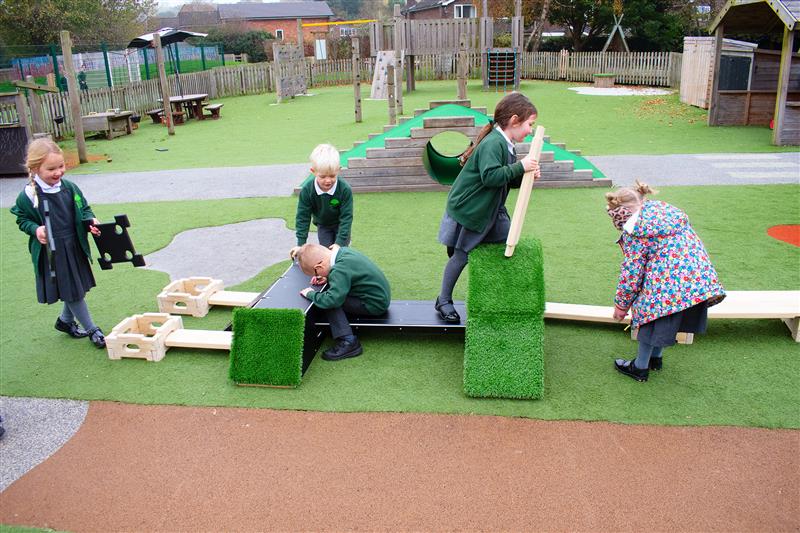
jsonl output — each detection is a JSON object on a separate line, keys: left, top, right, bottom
{"left": 467, "top": 237, "right": 545, "bottom": 317}
{"left": 229, "top": 307, "right": 305, "bottom": 387}
{"left": 464, "top": 315, "right": 544, "bottom": 399}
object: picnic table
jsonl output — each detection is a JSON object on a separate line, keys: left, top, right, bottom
{"left": 81, "top": 110, "right": 134, "bottom": 139}
{"left": 159, "top": 93, "right": 209, "bottom": 121}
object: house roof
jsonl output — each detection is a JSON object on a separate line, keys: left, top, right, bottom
{"left": 708, "top": 0, "right": 799, "bottom": 33}
{"left": 405, "top": 0, "right": 463, "bottom": 14}
{"left": 218, "top": 2, "right": 334, "bottom": 21}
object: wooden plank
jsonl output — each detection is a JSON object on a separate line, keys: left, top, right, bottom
{"left": 165, "top": 329, "right": 233, "bottom": 350}
{"left": 207, "top": 291, "right": 259, "bottom": 307}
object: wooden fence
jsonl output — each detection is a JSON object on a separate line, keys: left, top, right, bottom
{"left": 0, "top": 51, "right": 681, "bottom": 137}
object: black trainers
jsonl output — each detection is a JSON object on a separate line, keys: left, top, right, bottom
{"left": 614, "top": 358, "right": 649, "bottom": 382}
{"left": 55, "top": 317, "right": 89, "bottom": 338}
{"left": 322, "top": 338, "right": 363, "bottom": 361}
{"left": 87, "top": 327, "right": 106, "bottom": 349}
{"left": 649, "top": 357, "right": 663, "bottom": 371}
{"left": 435, "top": 296, "right": 461, "bottom": 324}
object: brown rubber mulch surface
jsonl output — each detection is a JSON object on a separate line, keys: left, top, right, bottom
{"left": 1, "top": 401, "right": 797, "bottom": 532}
{"left": 768, "top": 224, "right": 800, "bottom": 247}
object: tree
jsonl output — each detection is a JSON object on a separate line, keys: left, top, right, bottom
{"left": 548, "top": 0, "right": 615, "bottom": 51}
{"left": 615, "top": 0, "right": 694, "bottom": 51}
{"left": 203, "top": 28, "right": 272, "bottom": 63}
{"left": 0, "top": 0, "right": 156, "bottom": 47}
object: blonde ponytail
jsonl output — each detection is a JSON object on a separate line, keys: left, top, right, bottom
{"left": 605, "top": 180, "right": 657, "bottom": 211}
{"left": 25, "top": 138, "right": 63, "bottom": 209}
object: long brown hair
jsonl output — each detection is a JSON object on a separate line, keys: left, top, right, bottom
{"left": 460, "top": 92, "right": 537, "bottom": 165}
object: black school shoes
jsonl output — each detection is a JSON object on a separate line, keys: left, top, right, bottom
{"left": 435, "top": 296, "right": 461, "bottom": 323}
{"left": 614, "top": 358, "right": 649, "bottom": 382}
{"left": 55, "top": 317, "right": 89, "bottom": 338}
{"left": 322, "top": 337, "right": 363, "bottom": 361}
{"left": 87, "top": 327, "right": 106, "bottom": 349}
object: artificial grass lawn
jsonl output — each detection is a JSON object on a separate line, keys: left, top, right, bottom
{"left": 1, "top": 185, "right": 798, "bottom": 428}
{"left": 63, "top": 80, "right": 797, "bottom": 175}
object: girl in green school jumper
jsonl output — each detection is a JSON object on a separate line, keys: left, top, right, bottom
{"left": 435, "top": 93, "right": 541, "bottom": 323}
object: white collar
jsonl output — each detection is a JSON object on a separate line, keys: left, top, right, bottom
{"left": 314, "top": 179, "right": 338, "bottom": 196}
{"left": 494, "top": 126, "right": 515, "bottom": 154}
{"left": 623, "top": 210, "right": 640, "bottom": 233}
{"left": 330, "top": 246, "right": 339, "bottom": 266}
{"left": 34, "top": 175, "right": 62, "bottom": 193}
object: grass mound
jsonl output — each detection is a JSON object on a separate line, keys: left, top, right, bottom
{"left": 465, "top": 238, "right": 545, "bottom": 399}
{"left": 229, "top": 308, "right": 305, "bottom": 387}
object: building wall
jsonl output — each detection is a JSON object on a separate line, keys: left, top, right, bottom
{"left": 239, "top": 18, "right": 332, "bottom": 42}
{"left": 408, "top": 7, "right": 446, "bottom": 20}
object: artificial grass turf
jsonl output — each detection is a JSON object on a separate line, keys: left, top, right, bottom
{"left": 62, "top": 80, "right": 797, "bottom": 175}
{"left": 464, "top": 239, "right": 545, "bottom": 399}
{"left": 229, "top": 308, "right": 305, "bottom": 387}
{"left": 1, "top": 185, "right": 798, "bottom": 428}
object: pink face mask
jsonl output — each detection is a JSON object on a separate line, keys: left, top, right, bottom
{"left": 607, "top": 205, "right": 634, "bottom": 231}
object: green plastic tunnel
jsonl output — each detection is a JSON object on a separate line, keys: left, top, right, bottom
{"left": 422, "top": 142, "right": 464, "bottom": 186}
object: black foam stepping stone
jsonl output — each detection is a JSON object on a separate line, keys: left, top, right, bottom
{"left": 84, "top": 214, "right": 145, "bottom": 270}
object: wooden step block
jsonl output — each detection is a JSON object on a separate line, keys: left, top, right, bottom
{"left": 422, "top": 116, "right": 475, "bottom": 128}
{"left": 106, "top": 313, "right": 183, "bottom": 362}
{"left": 340, "top": 165, "right": 428, "bottom": 178}
{"left": 429, "top": 99, "right": 471, "bottom": 108}
{"left": 410, "top": 126, "right": 480, "bottom": 139}
{"left": 533, "top": 178, "right": 611, "bottom": 189}
{"left": 157, "top": 277, "right": 224, "bottom": 318}
{"left": 368, "top": 133, "right": 381, "bottom": 140}
{"left": 349, "top": 183, "right": 449, "bottom": 193}
{"left": 345, "top": 174, "right": 433, "bottom": 187}
{"left": 164, "top": 329, "right": 233, "bottom": 351}
{"left": 569, "top": 149, "right": 582, "bottom": 156}
{"left": 384, "top": 137, "right": 429, "bottom": 149}
{"left": 347, "top": 156, "right": 422, "bottom": 168}
{"left": 366, "top": 147, "right": 424, "bottom": 159}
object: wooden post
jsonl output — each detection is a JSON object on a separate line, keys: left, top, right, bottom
{"left": 387, "top": 64, "right": 396, "bottom": 125}
{"left": 24, "top": 75, "right": 44, "bottom": 133}
{"left": 771, "top": 26, "right": 794, "bottom": 146}
{"left": 14, "top": 92, "right": 32, "bottom": 141}
{"left": 512, "top": 0, "right": 522, "bottom": 90}
{"left": 297, "top": 18, "right": 304, "bottom": 48}
{"left": 393, "top": 4, "right": 404, "bottom": 115}
{"left": 707, "top": 24, "right": 724, "bottom": 127}
{"left": 153, "top": 33, "right": 175, "bottom": 135}
{"left": 457, "top": 33, "right": 468, "bottom": 100}
{"left": 480, "top": 0, "right": 490, "bottom": 91}
{"left": 352, "top": 37, "right": 362, "bottom": 123}
{"left": 505, "top": 126, "right": 545, "bottom": 258}
{"left": 59, "top": 31, "right": 87, "bottom": 163}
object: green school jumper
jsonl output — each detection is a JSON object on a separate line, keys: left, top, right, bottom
{"left": 295, "top": 178, "right": 354, "bottom": 246}
{"left": 446, "top": 129, "right": 525, "bottom": 233}
{"left": 306, "top": 247, "right": 391, "bottom": 315}
{"left": 11, "top": 179, "right": 95, "bottom": 274}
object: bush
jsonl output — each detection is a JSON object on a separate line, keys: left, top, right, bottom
{"left": 202, "top": 28, "right": 273, "bottom": 63}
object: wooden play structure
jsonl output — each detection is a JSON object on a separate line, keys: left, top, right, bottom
{"left": 680, "top": 37, "right": 758, "bottom": 109}
{"left": 707, "top": 0, "right": 800, "bottom": 145}
{"left": 369, "top": 0, "right": 524, "bottom": 92}
{"left": 157, "top": 277, "right": 258, "bottom": 317}
{"left": 332, "top": 100, "right": 610, "bottom": 192}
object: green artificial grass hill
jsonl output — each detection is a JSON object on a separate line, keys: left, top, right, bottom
{"left": 1, "top": 185, "right": 798, "bottom": 428}
{"left": 63, "top": 80, "right": 797, "bottom": 175}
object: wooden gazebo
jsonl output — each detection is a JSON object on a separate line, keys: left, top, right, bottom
{"left": 708, "top": 0, "right": 800, "bottom": 145}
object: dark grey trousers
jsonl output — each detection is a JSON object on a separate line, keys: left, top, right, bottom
{"left": 317, "top": 224, "right": 350, "bottom": 248}
{"left": 327, "top": 296, "right": 371, "bottom": 339}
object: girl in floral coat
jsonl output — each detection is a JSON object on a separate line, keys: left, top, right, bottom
{"left": 607, "top": 181, "right": 725, "bottom": 382}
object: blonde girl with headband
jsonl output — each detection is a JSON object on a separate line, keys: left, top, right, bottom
{"left": 435, "top": 92, "right": 542, "bottom": 323}
{"left": 10, "top": 139, "right": 106, "bottom": 348}
{"left": 607, "top": 180, "right": 725, "bottom": 381}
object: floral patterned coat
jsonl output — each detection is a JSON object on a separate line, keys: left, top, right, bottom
{"left": 615, "top": 200, "right": 725, "bottom": 327}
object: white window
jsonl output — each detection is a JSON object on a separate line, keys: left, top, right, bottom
{"left": 454, "top": 4, "right": 474, "bottom": 18}
{"left": 275, "top": 29, "right": 284, "bottom": 40}
{"left": 340, "top": 27, "right": 355, "bottom": 37}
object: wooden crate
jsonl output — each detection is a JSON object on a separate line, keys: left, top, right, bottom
{"left": 106, "top": 313, "right": 183, "bottom": 362}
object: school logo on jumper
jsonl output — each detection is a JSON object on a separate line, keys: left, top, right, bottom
{"left": 330, "top": 199, "right": 340, "bottom": 207}
{"left": 74, "top": 194, "right": 82, "bottom": 209}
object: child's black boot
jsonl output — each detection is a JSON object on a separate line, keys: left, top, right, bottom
{"left": 55, "top": 317, "right": 89, "bottom": 338}
{"left": 322, "top": 336, "right": 362, "bottom": 361}
{"left": 87, "top": 327, "right": 106, "bottom": 349}
{"left": 614, "top": 358, "right": 649, "bottom": 382}
{"left": 649, "top": 357, "right": 663, "bottom": 371}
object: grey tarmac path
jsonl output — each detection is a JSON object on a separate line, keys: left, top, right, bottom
{"left": 587, "top": 152, "right": 800, "bottom": 186}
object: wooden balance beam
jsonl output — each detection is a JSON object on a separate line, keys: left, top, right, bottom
{"left": 545, "top": 290, "right": 800, "bottom": 343}
{"left": 157, "top": 277, "right": 259, "bottom": 317}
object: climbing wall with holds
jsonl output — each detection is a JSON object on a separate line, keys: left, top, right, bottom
{"left": 273, "top": 43, "right": 307, "bottom": 103}
{"left": 370, "top": 51, "right": 397, "bottom": 100}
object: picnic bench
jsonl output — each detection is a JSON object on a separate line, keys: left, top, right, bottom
{"left": 146, "top": 108, "right": 163, "bottom": 124}
{"left": 204, "top": 103, "right": 223, "bottom": 119}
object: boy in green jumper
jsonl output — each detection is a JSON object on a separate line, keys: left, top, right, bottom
{"left": 294, "top": 143, "right": 353, "bottom": 251}
{"left": 294, "top": 243, "right": 391, "bottom": 361}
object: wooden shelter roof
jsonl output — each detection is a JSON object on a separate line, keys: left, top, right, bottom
{"left": 709, "top": 0, "right": 800, "bottom": 33}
